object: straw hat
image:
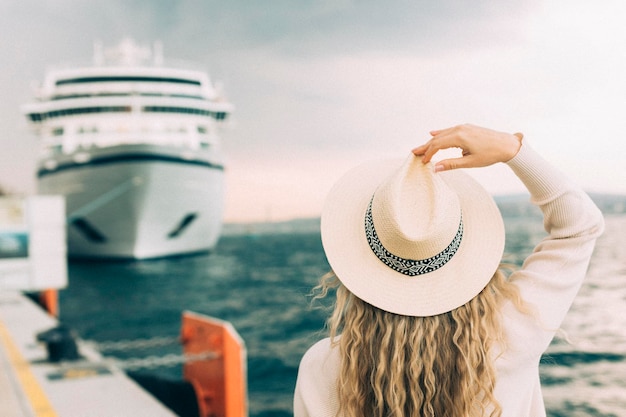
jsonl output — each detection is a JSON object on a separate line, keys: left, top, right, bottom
{"left": 321, "top": 154, "right": 505, "bottom": 317}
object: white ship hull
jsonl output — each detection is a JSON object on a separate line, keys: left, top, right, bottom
{"left": 38, "top": 145, "right": 224, "bottom": 259}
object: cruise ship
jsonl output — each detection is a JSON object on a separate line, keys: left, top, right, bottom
{"left": 22, "top": 39, "right": 233, "bottom": 259}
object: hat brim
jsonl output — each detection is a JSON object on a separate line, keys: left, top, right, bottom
{"left": 320, "top": 157, "right": 505, "bottom": 317}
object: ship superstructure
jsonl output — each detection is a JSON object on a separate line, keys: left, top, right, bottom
{"left": 22, "top": 39, "right": 233, "bottom": 259}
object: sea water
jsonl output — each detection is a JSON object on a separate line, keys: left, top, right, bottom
{"left": 58, "top": 214, "right": 626, "bottom": 417}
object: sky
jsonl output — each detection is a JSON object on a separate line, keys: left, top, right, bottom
{"left": 1, "top": 0, "right": 625, "bottom": 222}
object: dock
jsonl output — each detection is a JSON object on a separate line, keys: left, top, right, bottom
{"left": 0, "top": 290, "right": 178, "bottom": 417}
{"left": 1, "top": 196, "right": 174, "bottom": 415}
{"left": 1, "top": 196, "right": 248, "bottom": 417}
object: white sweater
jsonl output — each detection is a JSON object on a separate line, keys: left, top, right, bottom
{"left": 293, "top": 143, "right": 605, "bottom": 417}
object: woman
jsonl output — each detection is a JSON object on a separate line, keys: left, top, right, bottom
{"left": 294, "top": 124, "right": 604, "bottom": 417}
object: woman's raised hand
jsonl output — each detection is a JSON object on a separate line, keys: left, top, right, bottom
{"left": 412, "top": 124, "right": 522, "bottom": 172}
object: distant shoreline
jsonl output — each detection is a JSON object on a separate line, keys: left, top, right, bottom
{"left": 222, "top": 193, "right": 626, "bottom": 236}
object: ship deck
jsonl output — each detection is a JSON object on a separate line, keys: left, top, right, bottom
{"left": 0, "top": 290, "right": 177, "bottom": 417}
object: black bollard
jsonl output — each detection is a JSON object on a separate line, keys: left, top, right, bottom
{"left": 36, "top": 325, "right": 81, "bottom": 362}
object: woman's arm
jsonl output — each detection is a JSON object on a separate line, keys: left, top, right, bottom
{"left": 504, "top": 143, "right": 604, "bottom": 349}
{"left": 414, "top": 123, "right": 604, "bottom": 351}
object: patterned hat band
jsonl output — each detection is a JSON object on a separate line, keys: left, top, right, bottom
{"left": 364, "top": 199, "right": 464, "bottom": 277}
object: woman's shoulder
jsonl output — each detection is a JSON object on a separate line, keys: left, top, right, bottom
{"left": 301, "top": 338, "right": 333, "bottom": 363}
{"left": 299, "top": 337, "right": 340, "bottom": 372}
{"left": 295, "top": 338, "right": 341, "bottom": 415}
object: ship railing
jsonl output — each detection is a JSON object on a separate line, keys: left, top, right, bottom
{"left": 40, "top": 132, "right": 217, "bottom": 152}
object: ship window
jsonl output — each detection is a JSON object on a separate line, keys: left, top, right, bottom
{"left": 28, "top": 113, "right": 43, "bottom": 122}
{"left": 55, "top": 76, "right": 202, "bottom": 86}
{"left": 51, "top": 92, "right": 205, "bottom": 101}
{"left": 142, "top": 106, "right": 228, "bottom": 121}
{"left": 26, "top": 106, "right": 132, "bottom": 122}
{"left": 52, "top": 127, "right": 64, "bottom": 136}
{"left": 197, "top": 126, "right": 207, "bottom": 134}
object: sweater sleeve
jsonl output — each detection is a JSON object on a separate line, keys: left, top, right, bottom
{"left": 504, "top": 142, "right": 605, "bottom": 354}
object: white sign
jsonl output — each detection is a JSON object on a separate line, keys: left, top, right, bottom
{"left": 0, "top": 196, "right": 67, "bottom": 291}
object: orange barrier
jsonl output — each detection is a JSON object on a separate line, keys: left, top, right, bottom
{"left": 181, "top": 311, "right": 247, "bottom": 417}
{"left": 38, "top": 289, "right": 59, "bottom": 317}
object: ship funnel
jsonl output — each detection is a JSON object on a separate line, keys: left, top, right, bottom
{"left": 93, "top": 40, "right": 104, "bottom": 66}
{"left": 153, "top": 41, "right": 164, "bottom": 66}
{"left": 104, "top": 38, "right": 151, "bottom": 66}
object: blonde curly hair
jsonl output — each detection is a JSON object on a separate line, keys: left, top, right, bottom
{"left": 315, "top": 267, "right": 527, "bottom": 417}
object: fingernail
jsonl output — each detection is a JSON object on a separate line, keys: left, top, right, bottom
{"left": 434, "top": 164, "right": 444, "bottom": 173}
